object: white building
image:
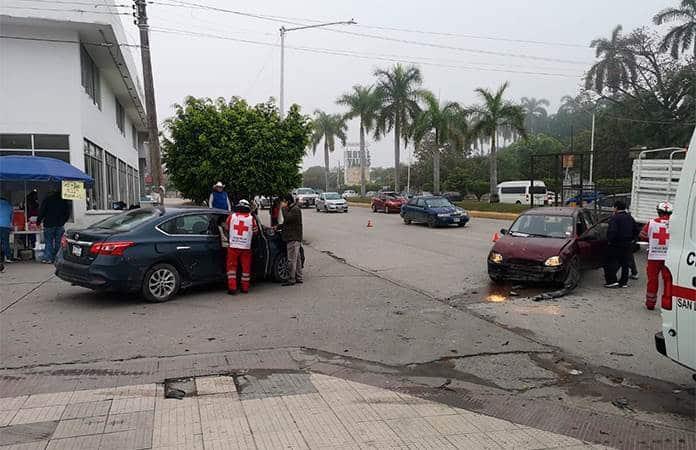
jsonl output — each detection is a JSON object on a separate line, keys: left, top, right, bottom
{"left": 1, "top": 1, "right": 148, "bottom": 225}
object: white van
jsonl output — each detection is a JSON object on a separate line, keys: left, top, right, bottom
{"left": 657, "top": 127, "right": 696, "bottom": 375}
{"left": 497, "top": 180, "right": 547, "bottom": 205}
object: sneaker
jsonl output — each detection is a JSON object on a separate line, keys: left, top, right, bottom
{"left": 630, "top": 273, "right": 639, "bottom": 280}
{"left": 4, "top": 257, "right": 13, "bottom": 263}
{"left": 604, "top": 282, "right": 620, "bottom": 288}
{"left": 40, "top": 260, "right": 52, "bottom": 264}
{"left": 282, "top": 281, "right": 295, "bottom": 287}
{"left": 620, "top": 284, "right": 629, "bottom": 288}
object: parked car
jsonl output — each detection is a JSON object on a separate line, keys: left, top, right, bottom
{"left": 293, "top": 188, "right": 318, "bottom": 208}
{"left": 564, "top": 191, "right": 603, "bottom": 206}
{"left": 497, "top": 180, "right": 547, "bottom": 205}
{"left": 371, "top": 191, "right": 406, "bottom": 213}
{"left": 441, "top": 191, "right": 463, "bottom": 202}
{"left": 342, "top": 190, "right": 358, "bottom": 199}
{"left": 546, "top": 191, "right": 557, "bottom": 205}
{"left": 55, "top": 207, "right": 303, "bottom": 302}
{"left": 400, "top": 196, "right": 469, "bottom": 228}
{"left": 316, "top": 192, "right": 348, "bottom": 213}
{"left": 488, "top": 207, "right": 607, "bottom": 286}
{"left": 365, "top": 191, "right": 377, "bottom": 198}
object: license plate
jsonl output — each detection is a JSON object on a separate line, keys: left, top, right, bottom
{"left": 71, "top": 245, "right": 82, "bottom": 257}
{"left": 453, "top": 218, "right": 460, "bottom": 223}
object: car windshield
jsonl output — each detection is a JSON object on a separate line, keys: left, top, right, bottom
{"left": 385, "top": 193, "right": 400, "bottom": 199}
{"left": 297, "top": 189, "right": 314, "bottom": 195}
{"left": 90, "top": 208, "right": 160, "bottom": 232}
{"left": 509, "top": 214, "right": 574, "bottom": 239}
{"left": 324, "top": 193, "right": 341, "bottom": 200}
{"left": 424, "top": 198, "right": 453, "bottom": 208}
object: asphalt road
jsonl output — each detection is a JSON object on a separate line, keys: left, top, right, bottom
{"left": 0, "top": 203, "right": 693, "bottom": 437}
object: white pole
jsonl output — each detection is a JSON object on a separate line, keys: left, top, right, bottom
{"left": 279, "top": 27, "right": 285, "bottom": 120}
{"left": 589, "top": 112, "right": 595, "bottom": 185}
{"left": 407, "top": 144, "right": 411, "bottom": 194}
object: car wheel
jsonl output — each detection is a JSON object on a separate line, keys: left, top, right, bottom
{"left": 316, "top": 205, "right": 320, "bottom": 212}
{"left": 515, "top": 201, "right": 522, "bottom": 204}
{"left": 403, "top": 217, "right": 412, "bottom": 225}
{"left": 489, "top": 274, "right": 505, "bottom": 284}
{"left": 561, "top": 257, "right": 581, "bottom": 289}
{"left": 142, "top": 263, "right": 180, "bottom": 302}
{"left": 372, "top": 204, "right": 377, "bottom": 213}
{"left": 427, "top": 217, "right": 436, "bottom": 228}
{"left": 272, "top": 254, "right": 290, "bottom": 282}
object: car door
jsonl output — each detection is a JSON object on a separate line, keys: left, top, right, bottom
{"left": 413, "top": 198, "right": 426, "bottom": 222}
{"left": 316, "top": 194, "right": 324, "bottom": 210}
{"left": 158, "top": 213, "right": 223, "bottom": 281}
{"left": 577, "top": 214, "right": 609, "bottom": 269}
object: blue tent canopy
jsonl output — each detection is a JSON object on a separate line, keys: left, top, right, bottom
{"left": 0, "top": 156, "right": 93, "bottom": 186}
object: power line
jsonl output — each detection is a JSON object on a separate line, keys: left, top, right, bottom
{"left": 2, "top": 5, "right": 131, "bottom": 15}
{"left": 0, "top": 34, "right": 141, "bottom": 48}
{"left": 9, "top": 0, "right": 130, "bottom": 7}
{"left": 147, "top": 1, "right": 590, "bottom": 65}
{"left": 148, "top": 27, "right": 580, "bottom": 78}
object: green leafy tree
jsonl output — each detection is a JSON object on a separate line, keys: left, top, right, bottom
{"left": 585, "top": 25, "right": 638, "bottom": 93}
{"left": 311, "top": 110, "right": 348, "bottom": 192}
{"left": 411, "top": 92, "right": 468, "bottom": 194}
{"left": 374, "top": 64, "right": 425, "bottom": 192}
{"left": 162, "top": 97, "right": 311, "bottom": 204}
{"left": 471, "top": 82, "right": 527, "bottom": 198}
{"left": 653, "top": 0, "right": 696, "bottom": 58}
{"left": 336, "top": 85, "right": 381, "bottom": 196}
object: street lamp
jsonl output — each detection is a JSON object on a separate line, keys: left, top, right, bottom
{"left": 279, "top": 19, "right": 356, "bottom": 119}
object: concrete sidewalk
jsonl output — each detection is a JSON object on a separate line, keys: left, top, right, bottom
{"left": 0, "top": 372, "right": 607, "bottom": 450}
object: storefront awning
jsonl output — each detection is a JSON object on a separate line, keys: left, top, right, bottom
{"left": 0, "top": 156, "right": 93, "bottom": 186}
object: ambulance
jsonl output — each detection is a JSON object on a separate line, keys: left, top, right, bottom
{"left": 656, "top": 127, "right": 696, "bottom": 376}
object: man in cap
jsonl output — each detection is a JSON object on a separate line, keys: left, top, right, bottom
{"left": 225, "top": 199, "right": 258, "bottom": 294}
{"left": 639, "top": 201, "right": 673, "bottom": 310}
{"left": 209, "top": 182, "right": 231, "bottom": 211}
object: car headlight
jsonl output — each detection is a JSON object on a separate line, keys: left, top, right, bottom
{"left": 489, "top": 252, "right": 503, "bottom": 264}
{"left": 544, "top": 256, "right": 562, "bottom": 267}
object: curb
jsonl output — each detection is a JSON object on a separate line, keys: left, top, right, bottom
{"left": 348, "top": 202, "right": 519, "bottom": 221}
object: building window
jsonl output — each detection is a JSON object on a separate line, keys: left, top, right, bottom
{"left": 134, "top": 169, "right": 140, "bottom": 201}
{"left": 84, "top": 140, "right": 104, "bottom": 210}
{"left": 80, "top": 46, "right": 101, "bottom": 109}
{"left": 118, "top": 159, "right": 128, "bottom": 203}
{"left": 131, "top": 125, "right": 137, "bottom": 149}
{"left": 105, "top": 152, "right": 118, "bottom": 206}
{"left": 127, "top": 166, "right": 135, "bottom": 206}
{"left": 0, "top": 133, "right": 70, "bottom": 162}
{"left": 116, "top": 99, "right": 125, "bottom": 135}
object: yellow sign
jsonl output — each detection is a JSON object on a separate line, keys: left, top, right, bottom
{"left": 61, "top": 180, "right": 85, "bottom": 200}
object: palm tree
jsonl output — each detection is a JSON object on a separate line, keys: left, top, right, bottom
{"left": 311, "top": 110, "right": 347, "bottom": 192}
{"left": 336, "top": 85, "right": 381, "bottom": 196}
{"left": 412, "top": 92, "right": 467, "bottom": 194}
{"left": 373, "top": 64, "right": 424, "bottom": 192}
{"left": 471, "top": 82, "right": 526, "bottom": 198}
{"left": 520, "top": 97, "right": 549, "bottom": 134}
{"left": 585, "top": 25, "right": 638, "bottom": 93}
{"left": 557, "top": 95, "right": 577, "bottom": 115}
{"left": 653, "top": 0, "right": 696, "bottom": 58}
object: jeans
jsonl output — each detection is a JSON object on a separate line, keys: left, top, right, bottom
{"left": 43, "top": 226, "right": 64, "bottom": 262}
{"left": 286, "top": 240, "right": 303, "bottom": 283}
{"left": 0, "top": 227, "right": 10, "bottom": 260}
{"left": 604, "top": 244, "right": 631, "bottom": 285}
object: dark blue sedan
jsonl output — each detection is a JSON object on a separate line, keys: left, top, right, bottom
{"left": 55, "top": 207, "right": 299, "bottom": 302}
{"left": 400, "top": 196, "right": 470, "bottom": 228}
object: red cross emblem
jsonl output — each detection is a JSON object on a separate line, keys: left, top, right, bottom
{"left": 233, "top": 220, "right": 249, "bottom": 236}
{"left": 652, "top": 227, "right": 670, "bottom": 246}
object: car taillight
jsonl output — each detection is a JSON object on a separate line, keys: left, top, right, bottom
{"left": 90, "top": 241, "right": 135, "bottom": 256}
{"left": 60, "top": 235, "right": 68, "bottom": 249}
{"left": 662, "top": 266, "right": 674, "bottom": 310}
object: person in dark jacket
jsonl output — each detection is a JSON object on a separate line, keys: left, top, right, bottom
{"left": 37, "top": 191, "right": 71, "bottom": 264}
{"left": 280, "top": 193, "right": 303, "bottom": 286}
{"left": 604, "top": 200, "right": 637, "bottom": 288}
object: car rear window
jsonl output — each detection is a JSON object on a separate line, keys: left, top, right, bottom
{"left": 90, "top": 208, "right": 160, "bottom": 232}
{"left": 297, "top": 189, "right": 314, "bottom": 195}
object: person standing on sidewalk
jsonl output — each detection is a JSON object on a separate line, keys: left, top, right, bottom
{"left": 0, "top": 195, "right": 12, "bottom": 268}
{"left": 209, "top": 182, "right": 232, "bottom": 211}
{"left": 638, "top": 201, "right": 673, "bottom": 310}
{"left": 604, "top": 200, "right": 637, "bottom": 288}
{"left": 37, "top": 190, "right": 71, "bottom": 264}
{"left": 280, "top": 193, "right": 303, "bottom": 286}
{"left": 225, "top": 200, "right": 258, "bottom": 295}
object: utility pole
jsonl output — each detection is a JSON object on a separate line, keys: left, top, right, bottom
{"left": 589, "top": 112, "right": 596, "bottom": 186}
{"left": 134, "top": 0, "right": 162, "bottom": 189}
{"left": 279, "top": 19, "right": 355, "bottom": 119}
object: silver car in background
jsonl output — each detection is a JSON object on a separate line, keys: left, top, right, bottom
{"left": 316, "top": 192, "right": 349, "bottom": 213}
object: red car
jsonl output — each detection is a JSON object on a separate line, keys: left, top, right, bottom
{"left": 371, "top": 192, "right": 407, "bottom": 214}
{"left": 488, "top": 207, "right": 608, "bottom": 287}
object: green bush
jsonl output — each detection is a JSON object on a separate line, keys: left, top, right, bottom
{"left": 455, "top": 200, "right": 530, "bottom": 213}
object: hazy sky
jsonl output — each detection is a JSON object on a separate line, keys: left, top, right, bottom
{"left": 119, "top": 0, "right": 672, "bottom": 169}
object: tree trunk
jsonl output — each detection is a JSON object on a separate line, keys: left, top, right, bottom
{"left": 489, "top": 130, "right": 497, "bottom": 199}
{"left": 394, "top": 115, "right": 401, "bottom": 192}
{"left": 359, "top": 123, "right": 366, "bottom": 196}
{"left": 324, "top": 139, "right": 330, "bottom": 192}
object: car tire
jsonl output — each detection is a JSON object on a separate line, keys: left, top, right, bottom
{"left": 403, "top": 217, "right": 412, "bottom": 225}
{"left": 372, "top": 204, "right": 377, "bottom": 213}
{"left": 142, "top": 263, "right": 180, "bottom": 303}
{"left": 272, "top": 254, "right": 290, "bottom": 282}
{"left": 489, "top": 274, "right": 505, "bottom": 284}
{"left": 561, "top": 257, "right": 581, "bottom": 289}
{"left": 427, "top": 217, "right": 436, "bottom": 228}
{"left": 515, "top": 201, "right": 522, "bottom": 204}
{"left": 316, "top": 205, "right": 320, "bottom": 212}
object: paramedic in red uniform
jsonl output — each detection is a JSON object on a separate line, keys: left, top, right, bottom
{"left": 226, "top": 199, "right": 258, "bottom": 295}
{"left": 639, "top": 201, "right": 673, "bottom": 310}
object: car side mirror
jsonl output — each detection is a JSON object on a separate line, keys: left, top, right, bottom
{"left": 500, "top": 229, "right": 507, "bottom": 235}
